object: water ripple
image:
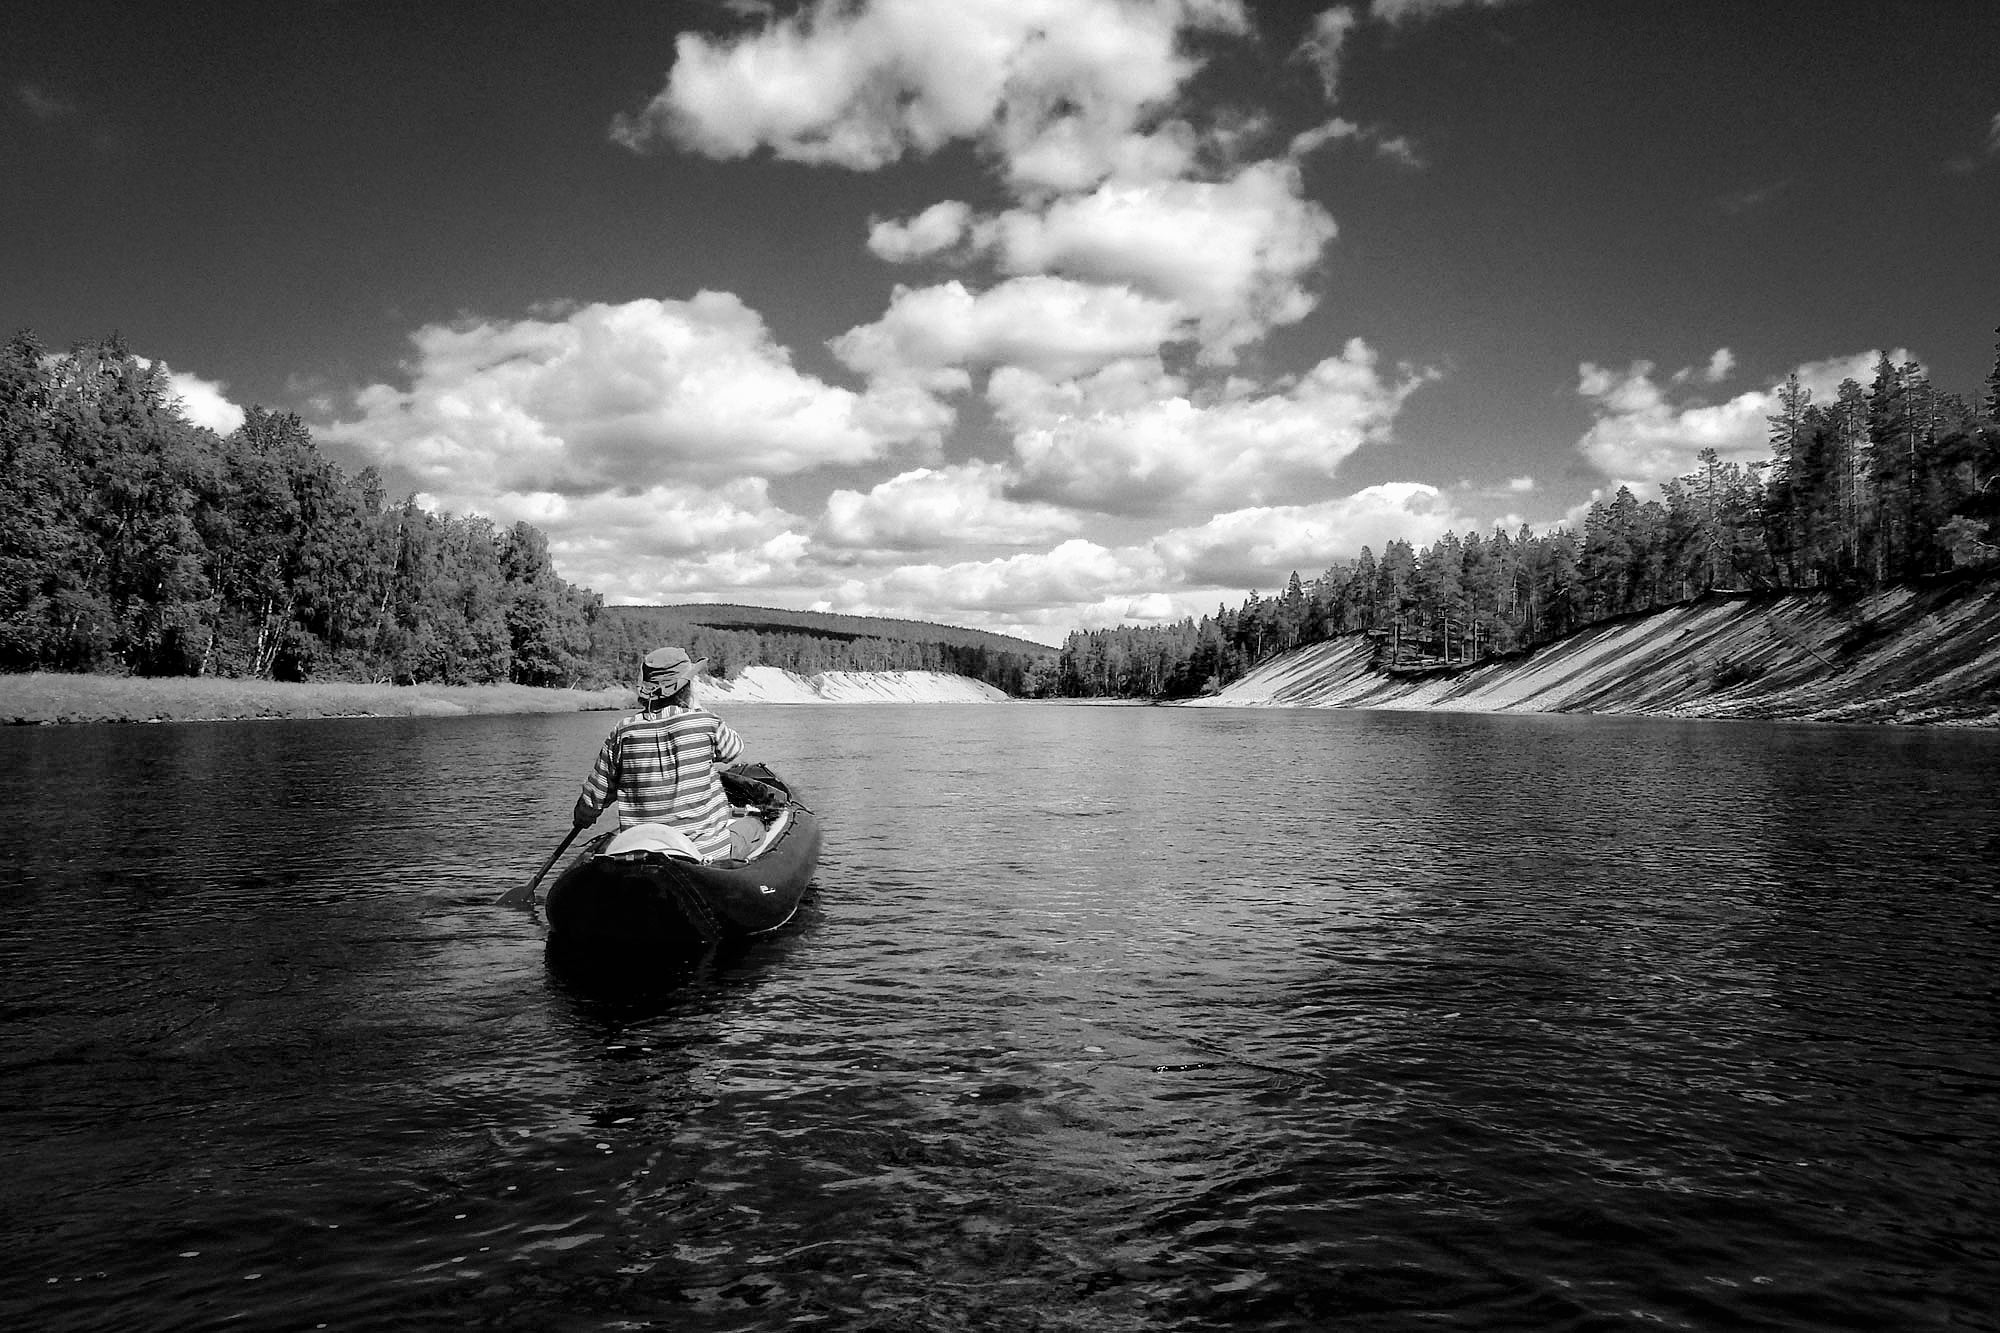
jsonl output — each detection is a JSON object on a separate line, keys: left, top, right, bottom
{"left": 2, "top": 707, "right": 1997, "bottom": 1330}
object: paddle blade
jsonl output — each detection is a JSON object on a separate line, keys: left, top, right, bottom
{"left": 497, "top": 825, "right": 583, "bottom": 908}
{"left": 494, "top": 877, "right": 539, "bottom": 909}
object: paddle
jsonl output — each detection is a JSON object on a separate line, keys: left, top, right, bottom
{"left": 496, "top": 824, "right": 585, "bottom": 908}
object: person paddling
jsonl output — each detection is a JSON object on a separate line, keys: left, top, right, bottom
{"left": 572, "top": 646, "right": 746, "bottom": 860}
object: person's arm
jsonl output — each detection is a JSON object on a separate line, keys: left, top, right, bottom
{"left": 575, "top": 732, "right": 619, "bottom": 827}
{"left": 713, "top": 717, "right": 745, "bottom": 766}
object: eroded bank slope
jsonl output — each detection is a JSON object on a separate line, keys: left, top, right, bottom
{"left": 698, "top": 666, "right": 1009, "bottom": 704}
{"left": 1189, "top": 577, "right": 2000, "bottom": 725}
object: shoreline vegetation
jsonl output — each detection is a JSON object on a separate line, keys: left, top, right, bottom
{"left": 12, "top": 572, "right": 1999, "bottom": 729}
{"left": 0, "top": 672, "right": 634, "bottom": 725}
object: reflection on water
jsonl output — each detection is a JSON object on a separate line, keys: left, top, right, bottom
{"left": 2, "top": 706, "right": 1997, "bottom": 1331}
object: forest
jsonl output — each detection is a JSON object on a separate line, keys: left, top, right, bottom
{"left": 0, "top": 332, "right": 1043, "bottom": 695}
{"left": 1054, "top": 335, "right": 2000, "bottom": 699}
{"left": 1, "top": 333, "right": 601, "bottom": 686}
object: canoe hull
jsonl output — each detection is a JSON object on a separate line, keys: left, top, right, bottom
{"left": 544, "top": 804, "right": 823, "bottom": 955}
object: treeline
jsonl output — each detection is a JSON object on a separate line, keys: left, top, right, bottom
{"left": 634, "top": 602, "right": 1054, "bottom": 658}
{"left": 590, "top": 607, "right": 1049, "bottom": 695}
{"left": 1057, "top": 337, "right": 2000, "bottom": 699}
{"left": 1, "top": 334, "right": 599, "bottom": 685}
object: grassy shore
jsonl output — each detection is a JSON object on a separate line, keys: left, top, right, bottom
{"left": 0, "top": 672, "right": 635, "bottom": 725}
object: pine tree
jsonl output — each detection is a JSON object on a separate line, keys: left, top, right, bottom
{"left": 1459, "top": 531, "right": 1499, "bottom": 658}
{"left": 1277, "top": 569, "right": 1307, "bottom": 652}
{"left": 1833, "top": 378, "right": 1871, "bottom": 581}
{"left": 0, "top": 331, "right": 77, "bottom": 667}
{"left": 1418, "top": 532, "right": 1463, "bottom": 661}
{"left": 1763, "top": 373, "right": 1811, "bottom": 585}
{"left": 1374, "top": 541, "right": 1417, "bottom": 661}
{"left": 1347, "top": 546, "right": 1378, "bottom": 631}
{"left": 1867, "top": 355, "right": 1912, "bottom": 579}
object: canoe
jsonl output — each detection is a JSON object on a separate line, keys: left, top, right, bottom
{"left": 543, "top": 764, "right": 823, "bottom": 955}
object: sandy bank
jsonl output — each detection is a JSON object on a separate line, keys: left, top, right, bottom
{"left": 1187, "top": 578, "right": 2000, "bottom": 726}
{"left": 698, "top": 666, "right": 1010, "bottom": 704}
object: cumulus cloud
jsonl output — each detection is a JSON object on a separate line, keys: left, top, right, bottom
{"left": 841, "top": 538, "right": 1168, "bottom": 624}
{"left": 619, "top": 0, "right": 1353, "bottom": 413}
{"left": 161, "top": 365, "right": 246, "bottom": 434}
{"left": 811, "top": 479, "right": 1478, "bottom": 638}
{"left": 974, "top": 160, "right": 1336, "bottom": 361}
{"left": 314, "top": 286, "right": 1443, "bottom": 641}
{"left": 816, "top": 463, "right": 1081, "bottom": 555}
{"left": 867, "top": 200, "right": 973, "bottom": 261}
{"left": 325, "top": 294, "right": 947, "bottom": 496}
{"left": 830, "top": 276, "right": 1182, "bottom": 382}
{"left": 1576, "top": 361, "right": 1769, "bottom": 486}
{"left": 995, "top": 339, "right": 1430, "bottom": 517}
{"left": 452, "top": 479, "right": 810, "bottom": 606}
{"left": 814, "top": 531, "right": 1343, "bottom": 641}
{"left": 614, "top": 0, "right": 1247, "bottom": 193}
{"left": 857, "top": 148, "right": 1340, "bottom": 366}
{"left": 1151, "top": 483, "right": 1477, "bottom": 587}
{"left": 377, "top": 0, "right": 1515, "bottom": 642}
{"left": 1574, "top": 348, "right": 1903, "bottom": 488}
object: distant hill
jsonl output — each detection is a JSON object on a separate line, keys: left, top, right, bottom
{"left": 609, "top": 603, "right": 1055, "bottom": 658}
{"left": 589, "top": 603, "right": 1055, "bottom": 696}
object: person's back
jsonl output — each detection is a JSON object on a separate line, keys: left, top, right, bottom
{"left": 573, "top": 647, "right": 745, "bottom": 860}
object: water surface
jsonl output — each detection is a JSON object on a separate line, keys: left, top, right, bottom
{"left": 3, "top": 705, "right": 1996, "bottom": 1330}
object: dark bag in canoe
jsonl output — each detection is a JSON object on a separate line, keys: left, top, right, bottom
{"left": 721, "top": 762, "right": 792, "bottom": 809}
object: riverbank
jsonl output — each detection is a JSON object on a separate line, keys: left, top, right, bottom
{"left": 0, "top": 665, "right": 1014, "bottom": 724}
{"left": 1189, "top": 575, "right": 2000, "bottom": 726}
{"left": 698, "top": 665, "right": 1009, "bottom": 704}
{"left": 0, "top": 673, "right": 633, "bottom": 725}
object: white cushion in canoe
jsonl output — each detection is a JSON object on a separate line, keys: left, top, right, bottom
{"left": 602, "top": 823, "right": 705, "bottom": 861}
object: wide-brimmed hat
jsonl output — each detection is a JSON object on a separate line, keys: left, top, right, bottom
{"left": 639, "top": 645, "right": 706, "bottom": 695}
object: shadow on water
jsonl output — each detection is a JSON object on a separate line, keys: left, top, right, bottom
{"left": 539, "top": 893, "right": 827, "bottom": 1026}
{"left": 545, "top": 936, "right": 768, "bottom": 1018}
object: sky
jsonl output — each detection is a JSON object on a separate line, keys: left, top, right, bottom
{"left": 6, "top": 0, "right": 1997, "bottom": 647}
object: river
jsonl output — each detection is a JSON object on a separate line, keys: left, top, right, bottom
{"left": 2, "top": 704, "right": 1996, "bottom": 1331}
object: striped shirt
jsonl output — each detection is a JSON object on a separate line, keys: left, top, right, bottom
{"left": 579, "top": 704, "right": 745, "bottom": 858}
